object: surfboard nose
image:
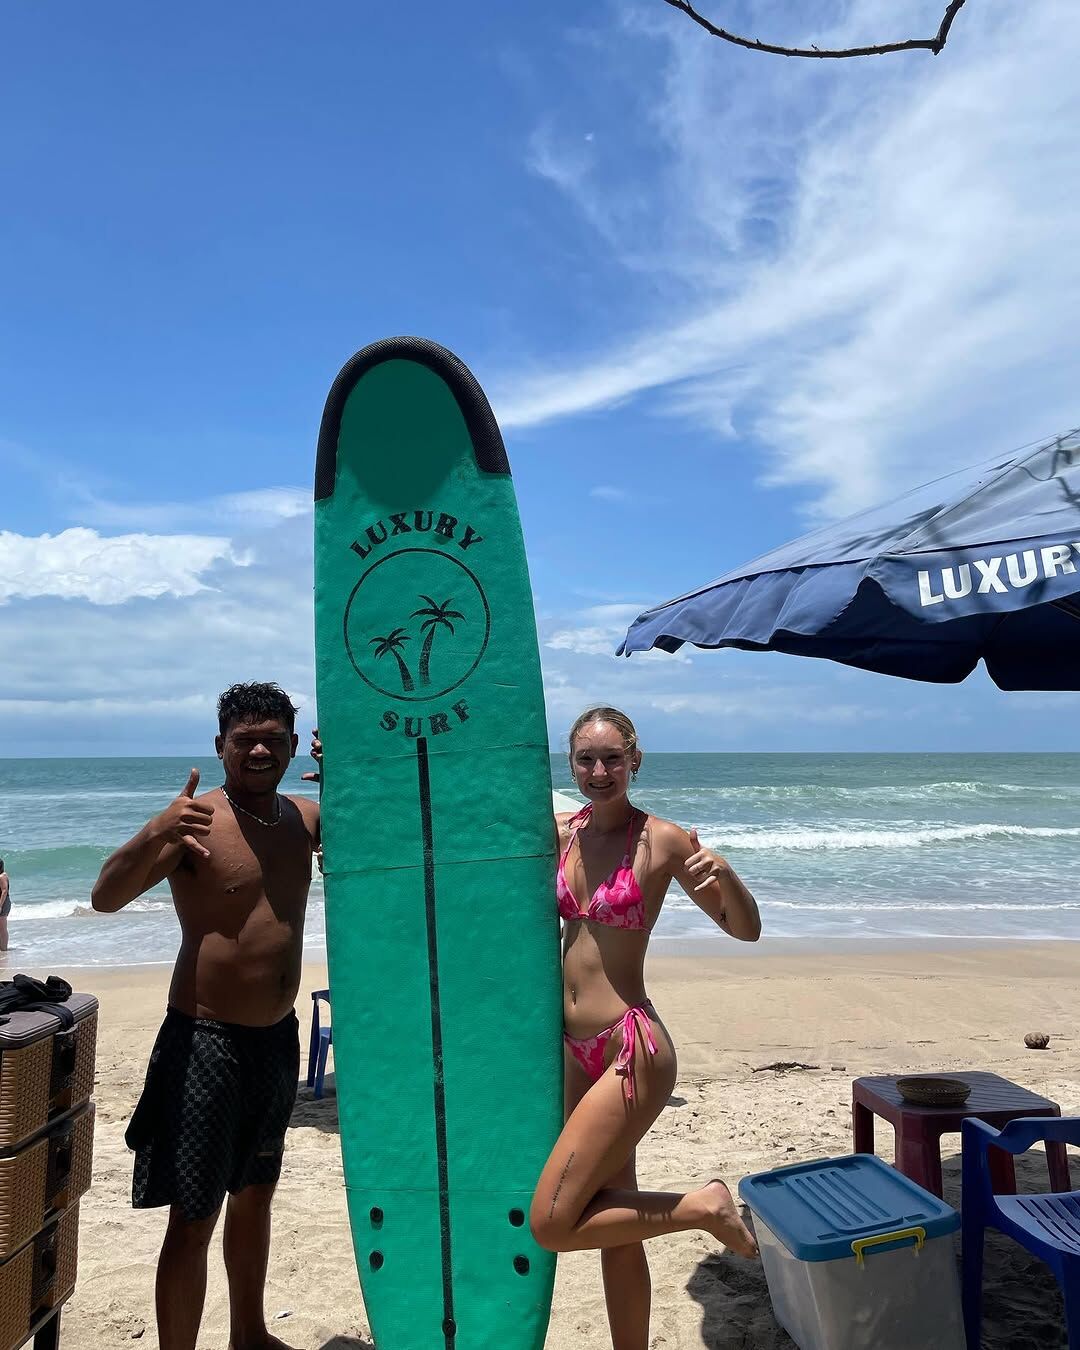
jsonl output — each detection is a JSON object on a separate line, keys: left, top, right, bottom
{"left": 315, "top": 337, "right": 510, "bottom": 506}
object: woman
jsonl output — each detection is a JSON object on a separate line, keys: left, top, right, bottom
{"left": 0, "top": 858, "right": 10, "bottom": 952}
{"left": 529, "top": 706, "right": 760, "bottom": 1350}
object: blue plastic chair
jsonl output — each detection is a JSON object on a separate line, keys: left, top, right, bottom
{"left": 306, "top": 988, "right": 333, "bottom": 1100}
{"left": 962, "top": 1116, "right": 1079, "bottom": 1348}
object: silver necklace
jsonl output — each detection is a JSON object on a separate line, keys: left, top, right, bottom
{"left": 221, "top": 786, "right": 281, "bottom": 827}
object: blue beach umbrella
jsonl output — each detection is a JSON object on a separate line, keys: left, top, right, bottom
{"left": 619, "top": 430, "right": 1080, "bottom": 690}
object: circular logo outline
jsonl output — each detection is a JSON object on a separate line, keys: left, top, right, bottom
{"left": 343, "top": 547, "right": 492, "bottom": 702}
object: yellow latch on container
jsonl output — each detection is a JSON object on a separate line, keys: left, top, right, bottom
{"left": 850, "top": 1225, "right": 926, "bottom": 1267}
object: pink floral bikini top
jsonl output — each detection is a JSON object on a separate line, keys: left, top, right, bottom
{"left": 556, "top": 805, "right": 647, "bottom": 930}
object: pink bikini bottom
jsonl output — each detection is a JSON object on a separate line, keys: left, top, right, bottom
{"left": 563, "top": 1003, "right": 658, "bottom": 1101}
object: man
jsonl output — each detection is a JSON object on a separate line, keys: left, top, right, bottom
{"left": 92, "top": 682, "right": 319, "bottom": 1350}
{"left": 0, "top": 858, "right": 9, "bottom": 951}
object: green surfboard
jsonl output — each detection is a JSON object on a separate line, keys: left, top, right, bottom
{"left": 313, "top": 338, "right": 562, "bottom": 1350}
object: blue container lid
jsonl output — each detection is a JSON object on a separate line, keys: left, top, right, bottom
{"left": 738, "top": 1154, "right": 959, "bottom": 1263}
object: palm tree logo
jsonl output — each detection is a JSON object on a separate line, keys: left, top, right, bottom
{"left": 345, "top": 550, "right": 489, "bottom": 700}
{"left": 412, "top": 595, "right": 465, "bottom": 687}
{"left": 369, "top": 627, "right": 415, "bottom": 692}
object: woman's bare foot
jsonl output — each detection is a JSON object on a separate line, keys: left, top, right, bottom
{"left": 227, "top": 1336, "right": 299, "bottom": 1350}
{"left": 696, "top": 1179, "right": 759, "bottom": 1257}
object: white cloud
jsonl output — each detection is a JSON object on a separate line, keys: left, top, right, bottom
{"left": 499, "top": 0, "right": 1080, "bottom": 518}
{"left": 547, "top": 626, "right": 624, "bottom": 657}
{"left": 0, "top": 694, "right": 215, "bottom": 719}
{"left": 0, "top": 506, "right": 317, "bottom": 755}
{"left": 0, "top": 528, "right": 247, "bottom": 604}
{"left": 589, "top": 485, "right": 630, "bottom": 503}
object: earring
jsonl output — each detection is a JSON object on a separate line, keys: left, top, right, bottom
{"left": 631, "top": 767, "right": 639, "bottom": 780}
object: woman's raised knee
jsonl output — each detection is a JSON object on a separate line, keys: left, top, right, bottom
{"left": 529, "top": 1195, "right": 574, "bottom": 1253}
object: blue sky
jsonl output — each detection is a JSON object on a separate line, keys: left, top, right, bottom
{"left": 3, "top": 0, "right": 1080, "bottom": 755}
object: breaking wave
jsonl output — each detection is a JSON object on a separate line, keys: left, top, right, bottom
{"left": 707, "top": 823, "right": 1080, "bottom": 852}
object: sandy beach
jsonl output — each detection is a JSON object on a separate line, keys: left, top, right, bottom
{"left": 54, "top": 940, "right": 1077, "bottom": 1349}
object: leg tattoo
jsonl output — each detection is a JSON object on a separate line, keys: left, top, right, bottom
{"left": 549, "top": 1151, "right": 576, "bottom": 1219}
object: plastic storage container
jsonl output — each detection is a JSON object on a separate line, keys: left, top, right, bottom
{"left": 0, "top": 1102, "right": 95, "bottom": 1260}
{"left": 0, "top": 1202, "right": 79, "bottom": 1350}
{"left": 0, "top": 994, "right": 97, "bottom": 1148}
{"left": 739, "top": 1153, "right": 965, "bottom": 1350}
{"left": 0, "top": 989, "right": 98, "bottom": 1349}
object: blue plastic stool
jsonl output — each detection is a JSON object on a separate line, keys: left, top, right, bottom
{"left": 962, "top": 1116, "right": 1079, "bottom": 1348}
{"left": 306, "top": 988, "right": 333, "bottom": 1099}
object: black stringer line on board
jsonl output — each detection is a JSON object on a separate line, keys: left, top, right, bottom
{"left": 416, "top": 737, "right": 456, "bottom": 1349}
{"left": 314, "top": 337, "right": 510, "bottom": 500}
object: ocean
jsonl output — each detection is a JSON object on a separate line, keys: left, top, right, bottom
{"left": 0, "top": 753, "right": 1077, "bottom": 968}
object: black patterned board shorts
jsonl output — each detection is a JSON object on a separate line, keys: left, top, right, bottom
{"left": 126, "top": 1007, "right": 300, "bottom": 1221}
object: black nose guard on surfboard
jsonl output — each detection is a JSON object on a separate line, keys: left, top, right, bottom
{"left": 313, "top": 337, "right": 562, "bottom": 1350}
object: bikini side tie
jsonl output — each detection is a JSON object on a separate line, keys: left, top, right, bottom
{"left": 613, "top": 1006, "right": 658, "bottom": 1101}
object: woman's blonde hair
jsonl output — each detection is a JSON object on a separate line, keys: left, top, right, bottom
{"left": 568, "top": 706, "right": 640, "bottom": 755}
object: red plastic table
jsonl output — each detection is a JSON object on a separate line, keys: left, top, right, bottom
{"left": 852, "top": 1070, "right": 1072, "bottom": 1198}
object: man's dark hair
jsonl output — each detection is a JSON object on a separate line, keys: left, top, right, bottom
{"left": 217, "top": 682, "right": 299, "bottom": 735}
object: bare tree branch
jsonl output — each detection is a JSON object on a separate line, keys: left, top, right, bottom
{"left": 660, "top": 0, "right": 969, "bottom": 59}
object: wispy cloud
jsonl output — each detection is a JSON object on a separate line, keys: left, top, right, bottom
{"left": 644, "top": 689, "right": 881, "bottom": 725}
{"left": 73, "top": 486, "right": 311, "bottom": 532}
{"left": 540, "top": 620, "right": 891, "bottom": 750}
{"left": 545, "top": 602, "right": 689, "bottom": 661}
{"left": 499, "top": 1, "right": 1080, "bottom": 518}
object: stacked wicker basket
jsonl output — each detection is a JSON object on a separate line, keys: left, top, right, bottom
{"left": 0, "top": 995, "right": 97, "bottom": 1350}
